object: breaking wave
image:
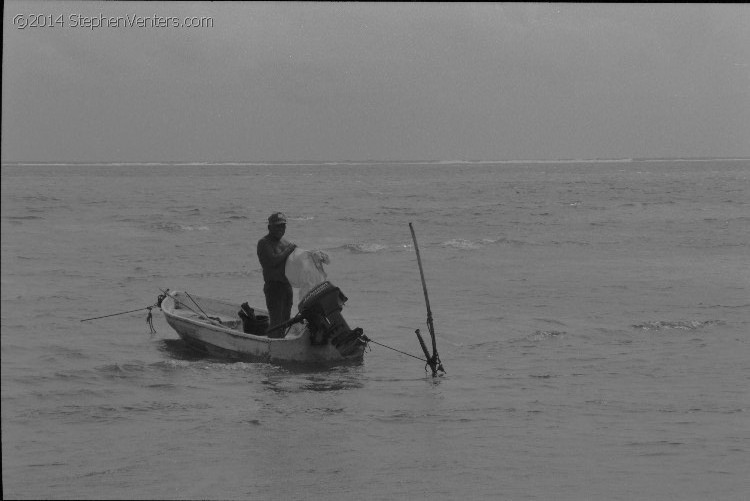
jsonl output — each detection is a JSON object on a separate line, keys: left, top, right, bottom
{"left": 442, "top": 238, "right": 483, "bottom": 250}
{"left": 149, "top": 221, "right": 210, "bottom": 232}
{"left": 632, "top": 320, "right": 724, "bottom": 331}
{"left": 440, "top": 237, "right": 529, "bottom": 249}
{"left": 531, "top": 330, "right": 567, "bottom": 340}
{"left": 337, "top": 243, "right": 388, "bottom": 253}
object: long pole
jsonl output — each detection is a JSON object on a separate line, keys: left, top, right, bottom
{"left": 409, "top": 223, "right": 444, "bottom": 376}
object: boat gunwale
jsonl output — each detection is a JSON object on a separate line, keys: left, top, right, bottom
{"left": 161, "top": 292, "right": 307, "bottom": 344}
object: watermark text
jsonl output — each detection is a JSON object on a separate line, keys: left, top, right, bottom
{"left": 13, "top": 13, "right": 214, "bottom": 30}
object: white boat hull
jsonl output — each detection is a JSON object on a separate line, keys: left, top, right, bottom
{"left": 160, "top": 291, "right": 365, "bottom": 364}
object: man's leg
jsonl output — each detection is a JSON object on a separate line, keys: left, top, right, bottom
{"left": 264, "top": 282, "right": 285, "bottom": 337}
{"left": 281, "top": 283, "right": 293, "bottom": 324}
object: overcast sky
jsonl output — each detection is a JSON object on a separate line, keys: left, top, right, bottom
{"left": 2, "top": 2, "right": 749, "bottom": 162}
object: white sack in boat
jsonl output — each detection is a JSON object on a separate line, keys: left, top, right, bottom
{"left": 285, "top": 248, "right": 330, "bottom": 299}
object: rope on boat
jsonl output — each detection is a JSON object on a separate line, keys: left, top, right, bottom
{"left": 184, "top": 291, "right": 210, "bottom": 318}
{"left": 80, "top": 295, "right": 165, "bottom": 334}
{"left": 146, "top": 307, "right": 156, "bottom": 334}
{"left": 79, "top": 290, "right": 215, "bottom": 336}
{"left": 158, "top": 289, "right": 225, "bottom": 326}
{"left": 158, "top": 288, "right": 196, "bottom": 314}
{"left": 81, "top": 307, "right": 153, "bottom": 322}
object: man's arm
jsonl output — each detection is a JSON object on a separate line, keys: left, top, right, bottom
{"left": 257, "top": 239, "right": 297, "bottom": 269}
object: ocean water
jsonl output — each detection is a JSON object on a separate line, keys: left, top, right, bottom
{"left": 1, "top": 160, "right": 748, "bottom": 500}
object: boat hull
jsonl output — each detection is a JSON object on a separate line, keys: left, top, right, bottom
{"left": 161, "top": 291, "right": 365, "bottom": 365}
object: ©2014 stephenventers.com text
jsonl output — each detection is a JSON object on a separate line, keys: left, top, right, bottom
{"left": 12, "top": 13, "right": 214, "bottom": 30}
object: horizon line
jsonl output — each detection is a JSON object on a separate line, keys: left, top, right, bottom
{"left": 3, "top": 156, "right": 749, "bottom": 166}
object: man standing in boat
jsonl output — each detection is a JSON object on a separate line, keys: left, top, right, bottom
{"left": 257, "top": 212, "right": 297, "bottom": 337}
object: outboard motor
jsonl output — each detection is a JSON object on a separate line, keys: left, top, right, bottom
{"left": 297, "top": 281, "right": 365, "bottom": 357}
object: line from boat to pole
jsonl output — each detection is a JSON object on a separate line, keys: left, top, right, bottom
{"left": 80, "top": 307, "right": 153, "bottom": 322}
{"left": 360, "top": 335, "right": 427, "bottom": 363}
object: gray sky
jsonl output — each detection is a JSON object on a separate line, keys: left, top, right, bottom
{"left": 3, "top": 2, "right": 749, "bottom": 162}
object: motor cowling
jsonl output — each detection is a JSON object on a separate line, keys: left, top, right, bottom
{"left": 297, "top": 281, "right": 364, "bottom": 357}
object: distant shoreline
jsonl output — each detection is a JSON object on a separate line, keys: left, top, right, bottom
{"left": 2, "top": 157, "right": 749, "bottom": 167}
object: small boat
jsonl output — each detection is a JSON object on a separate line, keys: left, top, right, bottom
{"left": 159, "top": 281, "right": 367, "bottom": 365}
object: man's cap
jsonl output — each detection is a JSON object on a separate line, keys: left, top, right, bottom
{"left": 268, "top": 212, "right": 287, "bottom": 226}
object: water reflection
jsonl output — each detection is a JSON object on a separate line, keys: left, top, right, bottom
{"left": 262, "top": 366, "right": 366, "bottom": 394}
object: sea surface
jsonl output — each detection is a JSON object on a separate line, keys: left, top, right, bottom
{"left": 1, "top": 160, "right": 749, "bottom": 500}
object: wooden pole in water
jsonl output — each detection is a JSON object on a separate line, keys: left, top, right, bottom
{"left": 409, "top": 223, "right": 445, "bottom": 376}
{"left": 414, "top": 329, "right": 433, "bottom": 367}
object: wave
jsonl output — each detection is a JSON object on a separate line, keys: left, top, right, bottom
{"left": 440, "top": 237, "right": 536, "bottom": 250}
{"left": 167, "top": 206, "right": 201, "bottom": 215}
{"left": 697, "top": 303, "right": 750, "bottom": 310}
{"left": 156, "top": 341, "right": 207, "bottom": 362}
{"left": 149, "top": 221, "right": 183, "bottom": 233}
{"left": 339, "top": 216, "right": 376, "bottom": 224}
{"left": 149, "top": 221, "right": 210, "bottom": 232}
{"left": 507, "top": 328, "right": 567, "bottom": 347}
{"left": 336, "top": 243, "right": 388, "bottom": 254}
{"left": 20, "top": 195, "right": 61, "bottom": 202}
{"left": 219, "top": 209, "right": 249, "bottom": 220}
{"left": 96, "top": 362, "right": 149, "bottom": 376}
{"left": 442, "top": 238, "right": 483, "bottom": 250}
{"left": 531, "top": 330, "right": 567, "bottom": 340}
{"left": 5, "top": 215, "right": 45, "bottom": 220}
{"left": 377, "top": 207, "right": 419, "bottom": 217}
{"left": 632, "top": 320, "right": 724, "bottom": 331}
